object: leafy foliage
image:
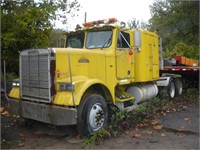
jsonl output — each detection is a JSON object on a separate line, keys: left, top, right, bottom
{"left": 127, "top": 18, "right": 150, "bottom": 29}
{"left": 1, "top": 0, "right": 80, "bottom": 74}
{"left": 49, "top": 29, "right": 66, "bottom": 47}
{"left": 149, "top": 0, "right": 199, "bottom": 59}
{"left": 164, "top": 42, "right": 198, "bottom": 59}
{"left": 83, "top": 128, "right": 111, "bottom": 148}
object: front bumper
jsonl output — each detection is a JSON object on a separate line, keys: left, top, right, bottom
{"left": 8, "top": 98, "right": 77, "bottom": 125}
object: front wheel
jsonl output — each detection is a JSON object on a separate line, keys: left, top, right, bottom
{"left": 77, "top": 94, "right": 108, "bottom": 137}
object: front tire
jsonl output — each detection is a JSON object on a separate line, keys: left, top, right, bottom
{"left": 77, "top": 94, "right": 108, "bottom": 137}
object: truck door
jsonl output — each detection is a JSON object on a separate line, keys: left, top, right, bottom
{"left": 116, "top": 31, "right": 134, "bottom": 79}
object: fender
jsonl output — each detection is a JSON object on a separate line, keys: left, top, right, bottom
{"left": 53, "top": 76, "right": 111, "bottom": 106}
{"left": 156, "top": 76, "right": 172, "bottom": 87}
{"left": 9, "top": 87, "right": 20, "bottom": 99}
{"left": 156, "top": 73, "right": 182, "bottom": 87}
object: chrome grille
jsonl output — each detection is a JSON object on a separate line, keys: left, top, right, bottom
{"left": 20, "top": 49, "right": 52, "bottom": 103}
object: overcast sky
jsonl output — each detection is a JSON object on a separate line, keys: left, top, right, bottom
{"left": 56, "top": 0, "right": 154, "bottom": 30}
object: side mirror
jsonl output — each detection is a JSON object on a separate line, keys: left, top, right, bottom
{"left": 134, "top": 30, "right": 141, "bottom": 47}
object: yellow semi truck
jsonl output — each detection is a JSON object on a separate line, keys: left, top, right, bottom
{"left": 6, "top": 18, "right": 184, "bottom": 136}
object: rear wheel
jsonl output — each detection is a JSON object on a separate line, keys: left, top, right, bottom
{"left": 175, "top": 78, "right": 183, "bottom": 96}
{"left": 159, "top": 78, "right": 176, "bottom": 100}
{"left": 77, "top": 94, "right": 108, "bottom": 137}
{"left": 168, "top": 79, "right": 176, "bottom": 99}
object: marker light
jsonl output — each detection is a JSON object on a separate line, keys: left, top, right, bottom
{"left": 83, "top": 18, "right": 118, "bottom": 27}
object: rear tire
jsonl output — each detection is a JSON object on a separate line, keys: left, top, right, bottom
{"left": 168, "top": 78, "right": 176, "bottom": 99}
{"left": 159, "top": 78, "right": 176, "bottom": 100}
{"left": 77, "top": 94, "right": 108, "bottom": 137}
{"left": 175, "top": 78, "right": 183, "bottom": 96}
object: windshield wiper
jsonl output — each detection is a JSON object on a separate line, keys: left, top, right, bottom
{"left": 101, "top": 34, "right": 112, "bottom": 50}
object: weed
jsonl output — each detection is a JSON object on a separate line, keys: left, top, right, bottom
{"left": 111, "top": 106, "right": 129, "bottom": 126}
{"left": 14, "top": 117, "right": 34, "bottom": 127}
{"left": 129, "top": 97, "right": 167, "bottom": 123}
{"left": 83, "top": 128, "right": 111, "bottom": 148}
{"left": 1, "top": 139, "right": 22, "bottom": 149}
{"left": 184, "top": 88, "right": 199, "bottom": 100}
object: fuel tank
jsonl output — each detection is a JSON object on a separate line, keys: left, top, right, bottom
{"left": 126, "top": 83, "right": 158, "bottom": 104}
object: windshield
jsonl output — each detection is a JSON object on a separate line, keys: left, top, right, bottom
{"left": 86, "top": 30, "right": 112, "bottom": 49}
{"left": 66, "top": 32, "right": 84, "bottom": 48}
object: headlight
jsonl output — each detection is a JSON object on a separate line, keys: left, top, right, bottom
{"left": 12, "top": 80, "right": 20, "bottom": 87}
{"left": 59, "top": 83, "right": 74, "bottom": 91}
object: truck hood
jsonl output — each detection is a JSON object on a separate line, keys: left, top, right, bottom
{"left": 54, "top": 48, "right": 106, "bottom": 82}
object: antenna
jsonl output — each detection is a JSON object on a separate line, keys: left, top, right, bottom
{"left": 84, "top": 12, "right": 87, "bottom": 23}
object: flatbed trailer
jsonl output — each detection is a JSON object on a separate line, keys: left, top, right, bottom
{"left": 161, "top": 66, "right": 199, "bottom": 89}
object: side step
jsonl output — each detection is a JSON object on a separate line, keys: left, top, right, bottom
{"left": 115, "top": 90, "right": 136, "bottom": 111}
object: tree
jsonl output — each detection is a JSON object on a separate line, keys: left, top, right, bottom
{"left": 49, "top": 29, "right": 66, "bottom": 48}
{"left": 1, "top": 0, "right": 80, "bottom": 74}
{"left": 127, "top": 18, "right": 150, "bottom": 30}
{"left": 149, "top": 0, "right": 199, "bottom": 60}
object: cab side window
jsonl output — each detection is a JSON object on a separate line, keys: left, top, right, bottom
{"left": 66, "top": 32, "right": 84, "bottom": 48}
{"left": 117, "top": 31, "right": 130, "bottom": 48}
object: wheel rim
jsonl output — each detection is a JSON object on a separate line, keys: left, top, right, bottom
{"left": 169, "top": 82, "right": 175, "bottom": 98}
{"left": 88, "top": 103, "right": 105, "bottom": 131}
